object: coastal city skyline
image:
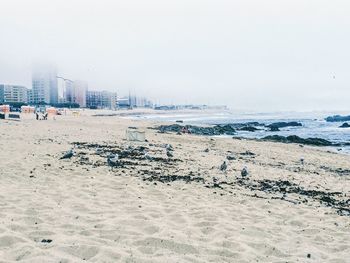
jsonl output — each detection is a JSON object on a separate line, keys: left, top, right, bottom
{"left": 0, "top": 63, "right": 154, "bottom": 109}
{"left": 1, "top": 63, "right": 225, "bottom": 110}
{"left": 0, "top": 64, "right": 226, "bottom": 110}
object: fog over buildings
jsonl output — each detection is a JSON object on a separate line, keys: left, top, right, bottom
{"left": 0, "top": 0, "right": 349, "bottom": 111}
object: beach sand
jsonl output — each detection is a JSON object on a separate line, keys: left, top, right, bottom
{"left": 0, "top": 110, "right": 349, "bottom": 262}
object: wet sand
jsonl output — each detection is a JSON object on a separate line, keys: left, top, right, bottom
{"left": 0, "top": 110, "right": 349, "bottom": 262}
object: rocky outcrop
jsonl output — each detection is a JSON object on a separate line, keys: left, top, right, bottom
{"left": 339, "top": 123, "right": 350, "bottom": 128}
{"left": 267, "top": 122, "right": 302, "bottom": 131}
{"left": 156, "top": 124, "right": 236, "bottom": 136}
{"left": 217, "top": 122, "right": 264, "bottom": 129}
{"left": 262, "top": 135, "right": 333, "bottom": 146}
{"left": 238, "top": 126, "right": 260, "bottom": 132}
{"left": 325, "top": 115, "right": 350, "bottom": 122}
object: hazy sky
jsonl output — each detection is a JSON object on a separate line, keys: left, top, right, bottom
{"left": 0, "top": 0, "right": 349, "bottom": 111}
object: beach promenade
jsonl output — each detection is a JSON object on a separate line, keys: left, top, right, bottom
{"left": 0, "top": 111, "right": 349, "bottom": 262}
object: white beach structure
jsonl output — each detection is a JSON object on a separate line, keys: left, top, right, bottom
{"left": 126, "top": 129, "right": 146, "bottom": 142}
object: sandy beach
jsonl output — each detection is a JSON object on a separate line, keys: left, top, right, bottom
{"left": 0, "top": 110, "right": 349, "bottom": 262}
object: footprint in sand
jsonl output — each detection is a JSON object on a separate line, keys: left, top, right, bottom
{"left": 134, "top": 237, "right": 198, "bottom": 255}
{"left": 0, "top": 235, "right": 25, "bottom": 248}
{"left": 142, "top": 225, "right": 160, "bottom": 235}
{"left": 60, "top": 245, "right": 99, "bottom": 260}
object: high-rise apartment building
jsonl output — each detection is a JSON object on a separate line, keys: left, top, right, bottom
{"left": 86, "top": 90, "right": 102, "bottom": 109}
{"left": 0, "top": 84, "right": 28, "bottom": 103}
{"left": 72, "top": 81, "right": 87, "bottom": 108}
{"left": 27, "top": 89, "right": 33, "bottom": 104}
{"left": 32, "top": 65, "right": 58, "bottom": 104}
{"left": 101, "top": 91, "right": 117, "bottom": 110}
{"left": 63, "top": 80, "right": 74, "bottom": 104}
{"left": 62, "top": 80, "right": 87, "bottom": 107}
{"left": 86, "top": 90, "right": 117, "bottom": 109}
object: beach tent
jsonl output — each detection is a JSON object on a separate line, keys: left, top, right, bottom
{"left": 20, "top": 106, "right": 36, "bottom": 119}
{"left": 126, "top": 129, "right": 146, "bottom": 142}
{"left": 0, "top": 105, "right": 10, "bottom": 113}
{"left": 46, "top": 107, "right": 58, "bottom": 115}
{"left": 21, "top": 106, "right": 35, "bottom": 114}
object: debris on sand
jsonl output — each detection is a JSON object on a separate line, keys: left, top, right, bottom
{"left": 107, "top": 154, "right": 120, "bottom": 167}
{"left": 241, "top": 167, "right": 249, "bottom": 177}
{"left": 143, "top": 174, "right": 205, "bottom": 184}
{"left": 233, "top": 178, "right": 349, "bottom": 216}
{"left": 166, "top": 150, "right": 173, "bottom": 158}
{"left": 67, "top": 141, "right": 349, "bottom": 217}
{"left": 239, "top": 151, "right": 256, "bottom": 157}
{"left": 144, "top": 152, "right": 154, "bottom": 161}
{"left": 226, "top": 154, "right": 236, "bottom": 160}
{"left": 41, "top": 239, "right": 53, "bottom": 243}
{"left": 95, "top": 148, "right": 103, "bottom": 155}
{"left": 219, "top": 161, "right": 227, "bottom": 172}
{"left": 60, "top": 149, "right": 74, "bottom": 159}
{"left": 165, "top": 144, "right": 174, "bottom": 151}
{"left": 319, "top": 166, "right": 350, "bottom": 176}
{"left": 71, "top": 142, "right": 181, "bottom": 167}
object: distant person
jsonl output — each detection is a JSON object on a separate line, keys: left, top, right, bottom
{"left": 181, "top": 126, "right": 190, "bottom": 134}
{"left": 36, "top": 112, "right": 39, "bottom": 120}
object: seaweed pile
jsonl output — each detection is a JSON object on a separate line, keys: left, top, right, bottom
{"left": 320, "top": 166, "right": 350, "bottom": 176}
{"left": 235, "top": 179, "right": 350, "bottom": 216}
{"left": 61, "top": 141, "right": 349, "bottom": 217}
{"left": 72, "top": 142, "right": 181, "bottom": 167}
{"left": 142, "top": 173, "right": 205, "bottom": 184}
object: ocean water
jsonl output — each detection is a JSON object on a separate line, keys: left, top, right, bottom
{"left": 128, "top": 111, "right": 350, "bottom": 154}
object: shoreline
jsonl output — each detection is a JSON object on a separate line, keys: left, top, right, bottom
{"left": 121, "top": 109, "right": 350, "bottom": 154}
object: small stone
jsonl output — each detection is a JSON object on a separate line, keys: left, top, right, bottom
{"left": 226, "top": 155, "right": 236, "bottom": 160}
{"left": 241, "top": 167, "right": 249, "bottom": 177}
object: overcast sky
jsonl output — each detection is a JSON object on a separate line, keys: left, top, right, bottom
{"left": 0, "top": 0, "right": 349, "bottom": 111}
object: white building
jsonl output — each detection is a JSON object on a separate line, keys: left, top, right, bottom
{"left": 0, "top": 84, "right": 28, "bottom": 103}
